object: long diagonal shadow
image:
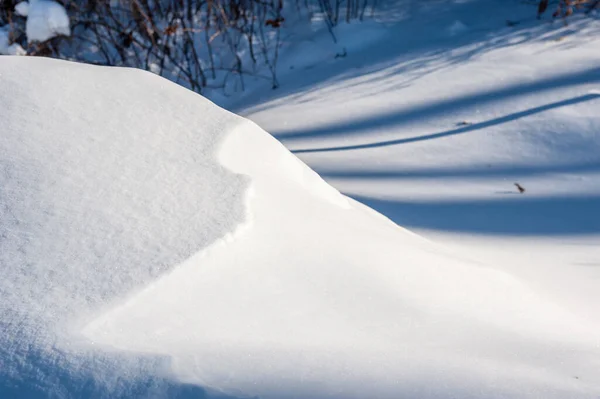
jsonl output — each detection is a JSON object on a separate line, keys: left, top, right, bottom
{"left": 319, "top": 161, "right": 600, "bottom": 180}
{"left": 293, "top": 93, "right": 600, "bottom": 154}
{"left": 351, "top": 194, "right": 600, "bottom": 236}
{"left": 280, "top": 67, "right": 600, "bottom": 143}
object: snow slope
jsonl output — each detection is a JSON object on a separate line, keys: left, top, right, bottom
{"left": 214, "top": 0, "right": 600, "bottom": 396}
{"left": 0, "top": 57, "right": 248, "bottom": 398}
{"left": 2, "top": 22, "right": 600, "bottom": 398}
{"left": 83, "top": 123, "right": 600, "bottom": 398}
{"left": 234, "top": 0, "right": 600, "bottom": 318}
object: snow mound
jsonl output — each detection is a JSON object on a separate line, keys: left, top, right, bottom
{"left": 15, "top": 1, "right": 30, "bottom": 17}
{"left": 0, "top": 57, "right": 249, "bottom": 397}
{"left": 26, "top": 0, "right": 70, "bottom": 43}
{"left": 2, "top": 57, "right": 600, "bottom": 399}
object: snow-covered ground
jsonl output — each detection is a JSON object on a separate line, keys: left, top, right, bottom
{"left": 225, "top": 0, "right": 600, "bottom": 396}
{"left": 234, "top": 0, "right": 600, "bottom": 326}
{"left": 2, "top": 0, "right": 600, "bottom": 398}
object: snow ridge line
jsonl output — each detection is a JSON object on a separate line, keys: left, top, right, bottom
{"left": 81, "top": 124, "right": 257, "bottom": 348}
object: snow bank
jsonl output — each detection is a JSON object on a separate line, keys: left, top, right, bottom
{"left": 82, "top": 122, "right": 600, "bottom": 399}
{"left": 0, "top": 57, "right": 248, "bottom": 397}
{"left": 2, "top": 56, "right": 599, "bottom": 399}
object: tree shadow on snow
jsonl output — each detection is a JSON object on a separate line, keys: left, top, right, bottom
{"left": 229, "top": 0, "right": 600, "bottom": 115}
{"left": 350, "top": 193, "right": 600, "bottom": 236}
{"left": 319, "top": 160, "right": 600, "bottom": 181}
{"left": 317, "top": 160, "right": 600, "bottom": 236}
{"left": 290, "top": 91, "right": 600, "bottom": 153}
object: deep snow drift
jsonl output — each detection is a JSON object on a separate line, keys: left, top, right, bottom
{"left": 0, "top": 57, "right": 248, "bottom": 397}
{"left": 1, "top": 56, "right": 599, "bottom": 399}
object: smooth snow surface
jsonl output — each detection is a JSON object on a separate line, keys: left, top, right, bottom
{"left": 26, "top": 0, "right": 70, "bottom": 43}
{"left": 3, "top": 1, "right": 600, "bottom": 396}
{"left": 0, "top": 57, "right": 247, "bottom": 397}
{"left": 224, "top": 0, "right": 600, "bottom": 397}
{"left": 84, "top": 123, "right": 600, "bottom": 399}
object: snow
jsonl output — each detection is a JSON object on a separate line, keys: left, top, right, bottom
{"left": 3, "top": 0, "right": 600, "bottom": 398}
{"left": 82, "top": 120, "right": 600, "bottom": 397}
{"left": 0, "top": 56, "right": 247, "bottom": 397}
{"left": 0, "top": 26, "right": 25, "bottom": 55}
{"left": 9, "top": 43, "right": 26, "bottom": 55}
{"left": 149, "top": 63, "right": 161, "bottom": 75}
{"left": 447, "top": 20, "right": 469, "bottom": 36}
{"left": 224, "top": 0, "right": 600, "bottom": 396}
{"left": 15, "top": 1, "right": 30, "bottom": 17}
{"left": 25, "top": 0, "right": 70, "bottom": 43}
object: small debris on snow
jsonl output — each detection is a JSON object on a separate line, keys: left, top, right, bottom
{"left": 335, "top": 48, "right": 347, "bottom": 59}
{"left": 515, "top": 183, "right": 526, "bottom": 194}
{"left": 456, "top": 120, "right": 472, "bottom": 126}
